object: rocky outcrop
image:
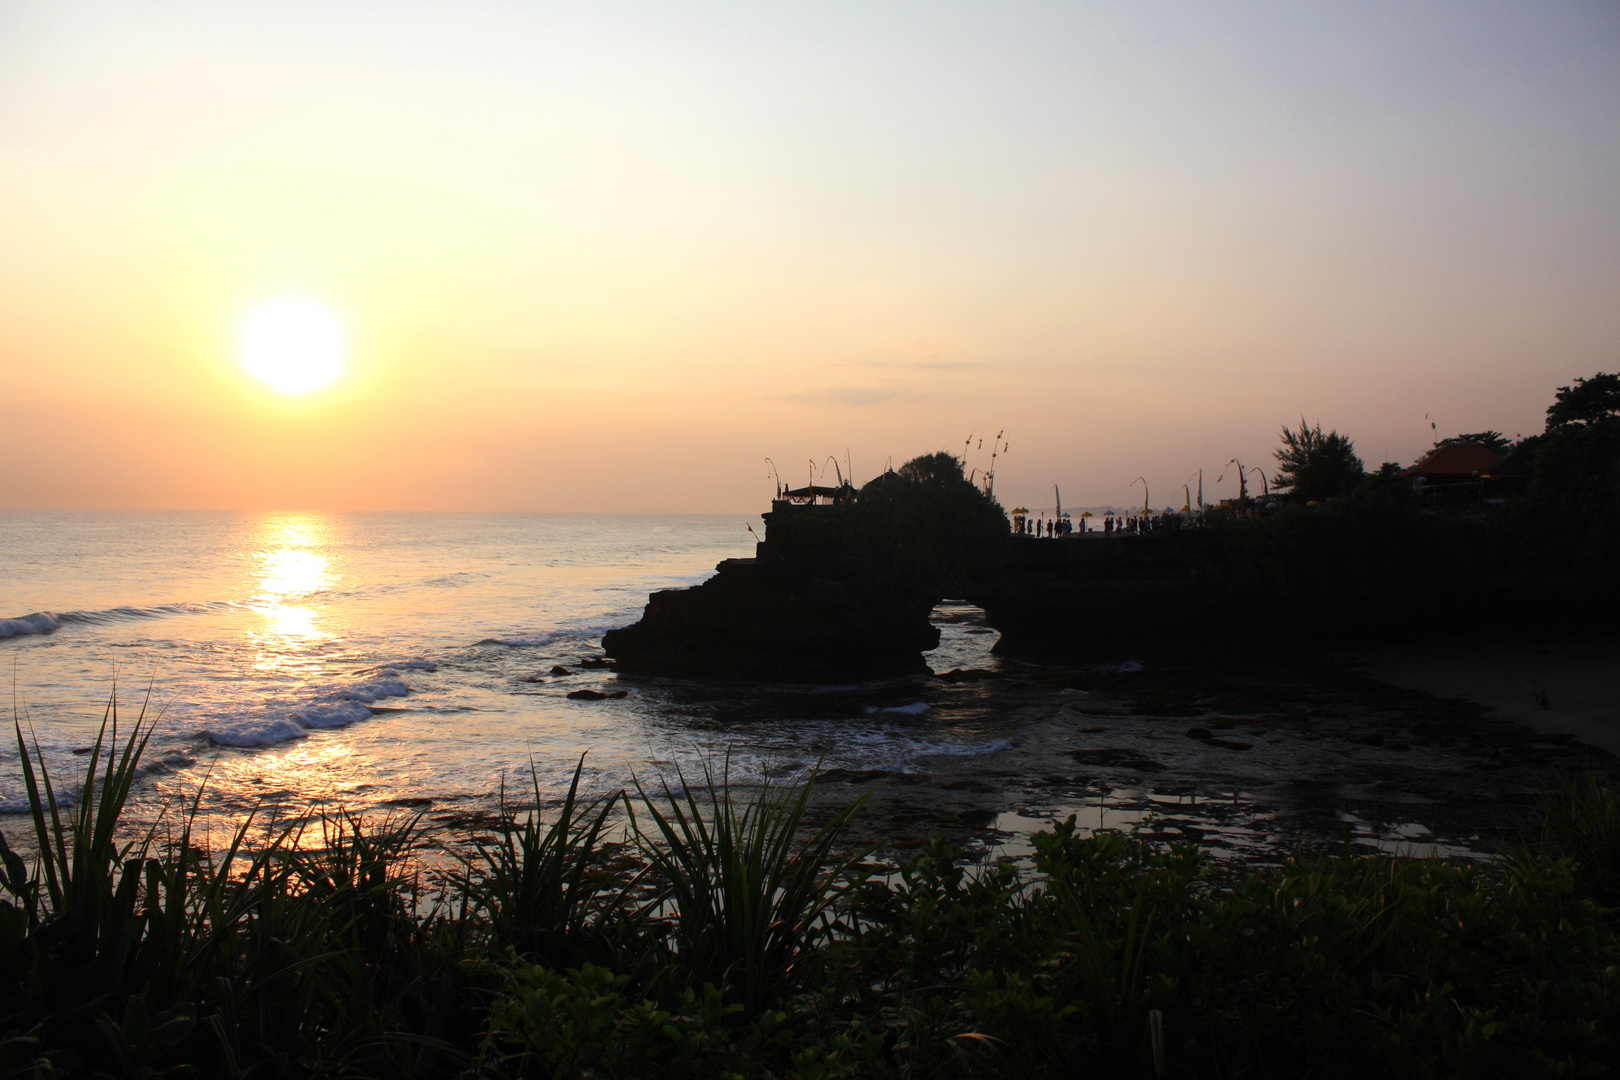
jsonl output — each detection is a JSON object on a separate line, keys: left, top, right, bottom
{"left": 603, "top": 492, "right": 1233, "bottom": 679}
{"left": 604, "top": 492, "right": 1223, "bottom": 679}
{"left": 605, "top": 494, "right": 953, "bottom": 681}
{"left": 602, "top": 554, "right": 939, "bottom": 681}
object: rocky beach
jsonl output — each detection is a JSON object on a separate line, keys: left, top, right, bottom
{"left": 631, "top": 600, "right": 1620, "bottom": 869}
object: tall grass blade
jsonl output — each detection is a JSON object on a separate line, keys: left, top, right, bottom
{"left": 623, "top": 755, "right": 872, "bottom": 1010}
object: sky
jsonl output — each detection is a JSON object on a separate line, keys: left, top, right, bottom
{"left": 2, "top": 2, "right": 1617, "bottom": 514}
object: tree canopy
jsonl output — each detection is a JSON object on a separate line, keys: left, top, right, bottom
{"left": 854, "top": 451, "right": 1008, "bottom": 587}
{"left": 1545, "top": 372, "right": 1620, "bottom": 430}
{"left": 1440, "top": 431, "right": 1512, "bottom": 454}
{"left": 896, "top": 450, "right": 969, "bottom": 487}
{"left": 1272, "top": 420, "right": 1365, "bottom": 502}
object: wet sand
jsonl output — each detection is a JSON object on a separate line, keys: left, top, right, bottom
{"left": 1353, "top": 636, "right": 1620, "bottom": 757}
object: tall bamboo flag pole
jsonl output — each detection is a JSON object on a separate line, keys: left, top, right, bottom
{"left": 1227, "top": 459, "right": 1247, "bottom": 501}
{"left": 987, "top": 430, "right": 1004, "bottom": 496}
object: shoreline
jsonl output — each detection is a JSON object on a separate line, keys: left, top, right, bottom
{"left": 801, "top": 638, "right": 1620, "bottom": 868}
{"left": 1350, "top": 634, "right": 1620, "bottom": 758}
{"left": 5, "top": 631, "right": 1612, "bottom": 873}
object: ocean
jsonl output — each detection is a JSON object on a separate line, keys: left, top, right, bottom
{"left": 0, "top": 511, "right": 1006, "bottom": 840}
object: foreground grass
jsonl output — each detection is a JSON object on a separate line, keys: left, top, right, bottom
{"left": 2, "top": 703, "right": 1618, "bottom": 1078}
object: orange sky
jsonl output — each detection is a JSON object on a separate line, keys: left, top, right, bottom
{"left": 3, "top": 3, "right": 1617, "bottom": 513}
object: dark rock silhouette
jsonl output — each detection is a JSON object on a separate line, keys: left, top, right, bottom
{"left": 602, "top": 553, "right": 940, "bottom": 681}
{"left": 604, "top": 458, "right": 998, "bottom": 681}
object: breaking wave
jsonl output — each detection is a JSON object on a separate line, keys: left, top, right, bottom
{"left": 3, "top": 602, "right": 239, "bottom": 640}
{"left": 202, "top": 672, "right": 412, "bottom": 748}
{"left": 0, "top": 612, "right": 59, "bottom": 638}
{"left": 476, "top": 623, "right": 626, "bottom": 648}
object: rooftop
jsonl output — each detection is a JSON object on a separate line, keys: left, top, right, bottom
{"left": 1406, "top": 443, "right": 1506, "bottom": 480}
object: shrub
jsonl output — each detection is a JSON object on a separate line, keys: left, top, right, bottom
{"left": 6, "top": 691, "right": 1618, "bottom": 1078}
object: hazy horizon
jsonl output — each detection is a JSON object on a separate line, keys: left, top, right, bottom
{"left": 3, "top": 2, "right": 1616, "bottom": 514}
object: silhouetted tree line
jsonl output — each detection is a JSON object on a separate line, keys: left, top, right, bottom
{"left": 1216, "top": 372, "right": 1620, "bottom": 627}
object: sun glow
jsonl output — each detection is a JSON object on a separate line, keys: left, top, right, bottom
{"left": 239, "top": 298, "right": 346, "bottom": 394}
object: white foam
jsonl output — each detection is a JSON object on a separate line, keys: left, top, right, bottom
{"left": 479, "top": 624, "right": 625, "bottom": 648}
{"left": 296, "top": 701, "right": 373, "bottom": 729}
{"left": 0, "top": 612, "right": 59, "bottom": 638}
{"left": 204, "top": 673, "right": 411, "bottom": 747}
{"left": 867, "top": 701, "right": 931, "bottom": 716}
{"left": 336, "top": 676, "right": 408, "bottom": 702}
{"left": 205, "top": 717, "right": 310, "bottom": 748}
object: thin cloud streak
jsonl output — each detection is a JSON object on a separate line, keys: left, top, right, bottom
{"left": 779, "top": 386, "right": 926, "bottom": 407}
{"left": 830, "top": 358, "right": 992, "bottom": 372}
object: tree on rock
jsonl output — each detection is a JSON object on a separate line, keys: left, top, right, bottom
{"left": 855, "top": 452, "right": 1008, "bottom": 587}
{"left": 1272, "top": 420, "right": 1365, "bottom": 502}
{"left": 897, "top": 451, "right": 970, "bottom": 487}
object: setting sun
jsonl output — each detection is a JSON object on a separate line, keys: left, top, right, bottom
{"left": 239, "top": 298, "right": 346, "bottom": 395}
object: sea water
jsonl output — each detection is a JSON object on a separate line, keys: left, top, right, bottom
{"left": 0, "top": 511, "right": 1003, "bottom": 840}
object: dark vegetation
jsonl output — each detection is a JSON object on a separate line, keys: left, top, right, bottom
{"left": 7, "top": 376, "right": 1619, "bottom": 1076}
{"left": 848, "top": 452, "right": 1010, "bottom": 588}
{"left": 1216, "top": 372, "right": 1620, "bottom": 619}
{"left": 1441, "top": 431, "right": 1512, "bottom": 455}
{"left": 4, "top": 700, "right": 1619, "bottom": 1078}
{"left": 1271, "top": 419, "right": 1365, "bottom": 502}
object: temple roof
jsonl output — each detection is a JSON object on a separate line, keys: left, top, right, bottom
{"left": 1406, "top": 443, "right": 1506, "bottom": 480}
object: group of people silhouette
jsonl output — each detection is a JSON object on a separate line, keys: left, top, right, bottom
{"left": 1015, "top": 515, "right": 1077, "bottom": 537}
{"left": 1102, "top": 514, "right": 1164, "bottom": 535}
{"left": 1013, "top": 512, "right": 1171, "bottom": 537}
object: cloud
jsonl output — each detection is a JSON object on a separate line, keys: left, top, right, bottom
{"left": 778, "top": 386, "right": 925, "bottom": 407}
{"left": 830, "top": 358, "right": 989, "bottom": 372}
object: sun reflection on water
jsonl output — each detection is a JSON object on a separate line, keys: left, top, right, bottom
{"left": 250, "top": 515, "right": 337, "bottom": 651}
{"left": 262, "top": 548, "right": 329, "bottom": 597}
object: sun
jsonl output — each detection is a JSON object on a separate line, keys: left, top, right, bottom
{"left": 239, "top": 298, "right": 346, "bottom": 395}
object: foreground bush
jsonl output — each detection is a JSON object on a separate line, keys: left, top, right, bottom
{"left": 3, "top": 702, "right": 1617, "bottom": 1078}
